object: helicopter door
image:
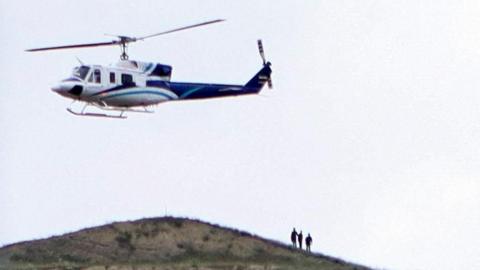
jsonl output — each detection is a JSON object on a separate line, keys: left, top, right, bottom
{"left": 86, "top": 68, "right": 106, "bottom": 95}
{"left": 87, "top": 68, "right": 104, "bottom": 85}
{"left": 121, "top": 73, "right": 136, "bottom": 87}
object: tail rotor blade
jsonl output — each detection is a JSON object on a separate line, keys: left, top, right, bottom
{"left": 268, "top": 78, "right": 273, "bottom": 89}
{"left": 258, "top": 39, "right": 266, "bottom": 64}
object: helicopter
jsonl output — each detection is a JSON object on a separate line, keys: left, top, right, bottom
{"left": 26, "top": 19, "right": 273, "bottom": 119}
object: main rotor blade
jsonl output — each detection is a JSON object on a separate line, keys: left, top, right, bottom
{"left": 139, "top": 19, "right": 225, "bottom": 40}
{"left": 26, "top": 41, "right": 118, "bottom": 52}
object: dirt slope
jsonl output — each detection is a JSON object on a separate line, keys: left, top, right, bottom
{"left": 0, "top": 217, "right": 372, "bottom": 270}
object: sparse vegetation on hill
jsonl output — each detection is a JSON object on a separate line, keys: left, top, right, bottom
{"left": 0, "top": 217, "right": 371, "bottom": 270}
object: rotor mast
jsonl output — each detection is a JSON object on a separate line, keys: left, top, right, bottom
{"left": 117, "top": 36, "right": 135, "bottom": 60}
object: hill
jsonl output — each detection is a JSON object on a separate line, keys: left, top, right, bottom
{"left": 0, "top": 217, "right": 372, "bottom": 270}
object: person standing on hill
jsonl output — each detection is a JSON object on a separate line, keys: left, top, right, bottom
{"left": 306, "top": 233, "right": 313, "bottom": 252}
{"left": 298, "top": 231, "right": 303, "bottom": 250}
{"left": 290, "top": 228, "right": 298, "bottom": 248}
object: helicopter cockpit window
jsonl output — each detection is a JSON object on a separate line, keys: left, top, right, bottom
{"left": 72, "top": 66, "right": 90, "bottom": 80}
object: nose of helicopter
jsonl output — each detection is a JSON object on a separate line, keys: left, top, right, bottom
{"left": 51, "top": 81, "right": 83, "bottom": 97}
{"left": 51, "top": 84, "right": 64, "bottom": 93}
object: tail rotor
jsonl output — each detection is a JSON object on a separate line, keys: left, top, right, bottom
{"left": 257, "top": 39, "right": 273, "bottom": 89}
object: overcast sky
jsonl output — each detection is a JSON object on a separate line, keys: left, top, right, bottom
{"left": 1, "top": 1, "right": 480, "bottom": 270}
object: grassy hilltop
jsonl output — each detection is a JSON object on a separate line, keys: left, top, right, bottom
{"left": 0, "top": 217, "right": 372, "bottom": 270}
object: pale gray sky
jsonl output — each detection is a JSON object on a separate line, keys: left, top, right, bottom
{"left": 1, "top": 1, "right": 480, "bottom": 270}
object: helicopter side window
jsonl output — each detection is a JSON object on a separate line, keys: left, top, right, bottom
{"left": 121, "top": 74, "right": 134, "bottom": 85}
{"left": 93, "top": 69, "right": 101, "bottom": 84}
{"left": 110, "top": 72, "right": 116, "bottom": 84}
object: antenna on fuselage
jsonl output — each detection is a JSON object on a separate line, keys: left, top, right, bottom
{"left": 75, "top": 56, "right": 84, "bottom": 65}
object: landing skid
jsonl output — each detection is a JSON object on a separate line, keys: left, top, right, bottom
{"left": 67, "top": 101, "right": 155, "bottom": 119}
{"left": 67, "top": 108, "right": 127, "bottom": 119}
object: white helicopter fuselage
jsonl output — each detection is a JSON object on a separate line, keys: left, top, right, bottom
{"left": 53, "top": 60, "right": 176, "bottom": 107}
{"left": 50, "top": 55, "right": 271, "bottom": 118}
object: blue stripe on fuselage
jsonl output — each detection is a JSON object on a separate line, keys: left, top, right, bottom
{"left": 101, "top": 90, "right": 174, "bottom": 100}
{"left": 168, "top": 82, "right": 246, "bottom": 99}
{"left": 90, "top": 83, "right": 138, "bottom": 97}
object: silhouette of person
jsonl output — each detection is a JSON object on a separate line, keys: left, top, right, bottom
{"left": 298, "top": 231, "right": 303, "bottom": 250}
{"left": 290, "top": 228, "right": 298, "bottom": 248}
{"left": 306, "top": 233, "right": 312, "bottom": 252}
